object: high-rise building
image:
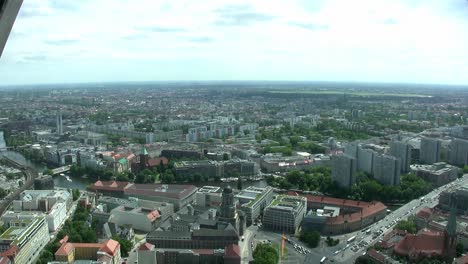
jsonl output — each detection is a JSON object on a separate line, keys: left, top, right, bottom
{"left": 344, "top": 142, "right": 375, "bottom": 174}
{"left": 0, "top": 0, "right": 23, "bottom": 57}
{"left": 449, "top": 138, "right": 468, "bottom": 167}
{"left": 56, "top": 110, "right": 63, "bottom": 135}
{"left": 390, "top": 140, "right": 412, "bottom": 173}
{"left": 373, "top": 154, "right": 401, "bottom": 186}
{"left": 420, "top": 137, "right": 441, "bottom": 164}
{"left": 331, "top": 154, "right": 357, "bottom": 188}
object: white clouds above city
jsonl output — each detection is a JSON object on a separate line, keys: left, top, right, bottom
{"left": 1, "top": 0, "right": 468, "bottom": 85}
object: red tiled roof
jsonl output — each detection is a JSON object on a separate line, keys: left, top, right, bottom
{"left": 55, "top": 239, "right": 120, "bottom": 257}
{"left": 367, "top": 249, "right": 385, "bottom": 263}
{"left": 91, "top": 181, "right": 130, "bottom": 191}
{"left": 302, "top": 194, "right": 387, "bottom": 226}
{"left": 224, "top": 244, "right": 241, "bottom": 259}
{"left": 55, "top": 242, "right": 75, "bottom": 256}
{"left": 139, "top": 242, "right": 154, "bottom": 251}
{"left": 416, "top": 207, "right": 433, "bottom": 220}
{"left": 148, "top": 157, "right": 168, "bottom": 167}
{"left": 146, "top": 210, "right": 161, "bottom": 222}
{"left": 394, "top": 230, "right": 447, "bottom": 259}
{"left": 99, "top": 239, "right": 120, "bottom": 256}
{"left": 192, "top": 249, "right": 214, "bottom": 255}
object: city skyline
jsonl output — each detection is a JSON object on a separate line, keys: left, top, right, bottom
{"left": 1, "top": 0, "right": 468, "bottom": 86}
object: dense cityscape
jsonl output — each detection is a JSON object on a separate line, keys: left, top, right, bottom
{"left": 0, "top": 82, "right": 467, "bottom": 264}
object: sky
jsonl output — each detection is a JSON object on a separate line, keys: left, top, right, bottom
{"left": 1, "top": 0, "right": 468, "bottom": 86}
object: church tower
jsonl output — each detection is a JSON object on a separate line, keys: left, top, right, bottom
{"left": 139, "top": 146, "right": 149, "bottom": 171}
{"left": 445, "top": 192, "right": 458, "bottom": 261}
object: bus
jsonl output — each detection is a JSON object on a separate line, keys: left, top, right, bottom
{"left": 347, "top": 235, "right": 356, "bottom": 244}
{"left": 320, "top": 256, "right": 327, "bottom": 263}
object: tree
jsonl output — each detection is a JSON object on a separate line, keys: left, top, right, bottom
{"left": 0, "top": 188, "right": 8, "bottom": 199}
{"left": 253, "top": 243, "right": 279, "bottom": 264}
{"left": 456, "top": 242, "right": 464, "bottom": 257}
{"left": 116, "top": 172, "right": 129, "bottom": 182}
{"left": 112, "top": 235, "right": 132, "bottom": 257}
{"left": 237, "top": 177, "right": 243, "bottom": 190}
{"left": 72, "top": 189, "right": 80, "bottom": 201}
{"left": 355, "top": 256, "right": 378, "bottom": 264}
{"left": 223, "top": 153, "right": 229, "bottom": 161}
{"left": 299, "top": 230, "right": 320, "bottom": 248}
{"left": 325, "top": 236, "right": 339, "bottom": 247}
{"left": 395, "top": 217, "right": 417, "bottom": 234}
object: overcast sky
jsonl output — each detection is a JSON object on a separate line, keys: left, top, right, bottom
{"left": 1, "top": 0, "right": 468, "bottom": 85}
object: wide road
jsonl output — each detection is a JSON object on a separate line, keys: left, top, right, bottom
{"left": 331, "top": 174, "right": 468, "bottom": 264}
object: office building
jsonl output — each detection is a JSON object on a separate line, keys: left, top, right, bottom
{"left": 147, "top": 226, "right": 239, "bottom": 250}
{"left": 411, "top": 162, "right": 458, "bottom": 187}
{"left": 196, "top": 186, "right": 222, "bottom": 208}
{"left": 420, "top": 137, "right": 441, "bottom": 164}
{"left": 138, "top": 243, "right": 241, "bottom": 264}
{"left": 97, "top": 196, "right": 174, "bottom": 222}
{"left": 372, "top": 154, "right": 401, "bottom": 186}
{"left": 0, "top": 217, "right": 50, "bottom": 264}
{"left": 54, "top": 237, "right": 121, "bottom": 264}
{"left": 449, "top": 138, "right": 468, "bottom": 167}
{"left": 263, "top": 195, "right": 307, "bottom": 233}
{"left": 236, "top": 186, "right": 274, "bottom": 225}
{"left": 331, "top": 154, "right": 357, "bottom": 188}
{"left": 90, "top": 181, "right": 197, "bottom": 210}
{"left": 390, "top": 140, "right": 412, "bottom": 173}
{"left": 12, "top": 190, "right": 71, "bottom": 232}
{"left": 109, "top": 205, "right": 160, "bottom": 232}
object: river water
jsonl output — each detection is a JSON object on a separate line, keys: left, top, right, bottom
{"left": 0, "top": 151, "right": 267, "bottom": 190}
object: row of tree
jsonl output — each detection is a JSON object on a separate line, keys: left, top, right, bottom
{"left": 267, "top": 167, "right": 434, "bottom": 204}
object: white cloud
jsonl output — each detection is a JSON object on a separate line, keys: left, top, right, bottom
{"left": 1, "top": 0, "right": 468, "bottom": 85}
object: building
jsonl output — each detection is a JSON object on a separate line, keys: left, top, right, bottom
{"left": 236, "top": 186, "right": 274, "bottom": 225}
{"left": 124, "top": 183, "right": 197, "bottom": 211}
{"left": 301, "top": 194, "right": 387, "bottom": 235}
{"left": 449, "top": 138, "right": 468, "bottom": 167}
{"left": 344, "top": 142, "right": 375, "bottom": 174}
{"left": 90, "top": 181, "right": 197, "bottom": 211}
{"left": 439, "top": 185, "right": 468, "bottom": 214}
{"left": 263, "top": 195, "right": 307, "bottom": 233}
{"left": 372, "top": 154, "right": 401, "bottom": 186}
{"left": 12, "top": 190, "right": 72, "bottom": 232}
{"left": 196, "top": 186, "right": 222, "bottom": 208}
{"left": 109, "top": 205, "right": 160, "bottom": 232}
{"left": 0, "top": 217, "right": 50, "bottom": 264}
{"left": 0, "top": 0, "right": 23, "bottom": 57}
{"left": 138, "top": 242, "right": 241, "bottom": 264}
{"left": 97, "top": 196, "right": 174, "bottom": 222}
{"left": 33, "top": 175, "right": 54, "bottom": 190}
{"left": 56, "top": 110, "right": 63, "bottom": 135}
{"left": 54, "top": 237, "right": 121, "bottom": 264}
{"left": 147, "top": 227, "right": 239, "bottom": 250}
{"left": 394, "top": 192, "right": 457, "bottom": 262}
{"left": 420, "top": 137, "right": 441, "bottom": 164}
{"left": 390, "top": 140, "right": 412, "bottom": 173}
{"left": 331, "top": 154, "right": 357, "bottom": 188}
{"left": 411, "top": 162, "right": 458, "bottom": 187}
{"left": 174, "top": 160, "right": 223, "bottom": 179}
{"left": 218, "top": 186, "right": 243, "bottom": 236}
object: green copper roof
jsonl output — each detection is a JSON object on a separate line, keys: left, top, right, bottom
{"left": 141, "top": 146, "right": 148, "bottom": 155}
{"left": 118, "top": 158, "right": 127, "bottom": 165}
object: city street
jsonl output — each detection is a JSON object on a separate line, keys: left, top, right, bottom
{"left": 330, "top": 174, "right": 468, "bottom": 264}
